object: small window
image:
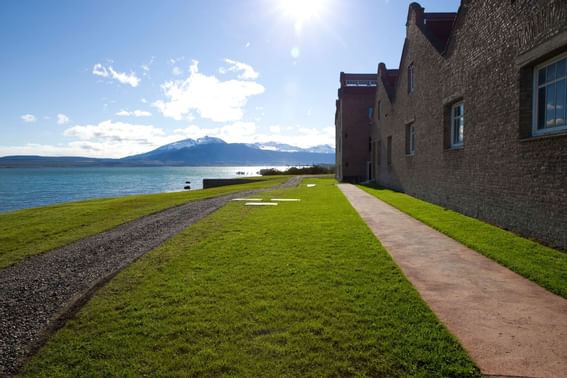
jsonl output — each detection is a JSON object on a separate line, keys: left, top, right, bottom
{"left": 405, "top": 123, "right": 416, "bottom": 155}
{"left": 408, "top": 63, "right": 415, "bottom": 94}
{"left": 368, "top": 137, "right": 372, "bottom": 152}
{"left": 387, "top": 136, "right": 392, "bottom": 165}
{"left": 533, "top": 53, "right": 567, "bottom": 135}
{"left": 368, "top": 106, "right": 374, "bottom": 120}
{"left": 376, "top": 101, "right": 381, "bottom": 120}
{"left": 376, "top": 140, "right": 382, "bottom": 166}
{"left": 451, "top": 102, "right": 464, "bottom": 148}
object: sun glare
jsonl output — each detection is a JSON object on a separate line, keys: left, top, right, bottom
{"left": 279, "top": 0, "right": 328, "bottom": 33}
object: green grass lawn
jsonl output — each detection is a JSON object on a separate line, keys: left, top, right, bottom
{"left": 22, "top": 179, "right": 479, "bottom": 377}
{"left": 0, "top": 177, "right": 286, "bottom": 269}
{"left": 359, "top": 185, "right": 567, "bottom": 299}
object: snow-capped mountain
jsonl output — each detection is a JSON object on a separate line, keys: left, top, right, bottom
{"left": 247, "top": 142, "right": 335, "bottom": 154}
{"left": 0, "top": 137, "right": 335, "bottom": 167}
{"left": 247, "top": 142, "right": 301, "bottom": 152}
{"left": 152, "top": 137, "right": 226, "bottom": 153}
{"left": 121, "top": 137, "right": 334, "bottom": 165}
{"left": 303, "top": 144, "right": 335, "bottom": 154}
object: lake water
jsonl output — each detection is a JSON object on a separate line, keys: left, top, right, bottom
{"left": 0, "top": 166, "right": 286, "bottom": 213}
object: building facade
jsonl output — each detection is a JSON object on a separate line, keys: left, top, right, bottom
{"left": 335, "top": 72, "right": 376, "bottom": 183}
{"left": 339, "top": 1, "right": 567, "bottom": 250}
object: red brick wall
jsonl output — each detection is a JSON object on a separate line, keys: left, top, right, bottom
{"left": 336, "top": 74, "right": 375, "bottom": 182}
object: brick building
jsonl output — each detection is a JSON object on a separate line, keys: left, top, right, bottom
{"left": 339, "top": 1, "right": 567, "bottom": 250}
{"left": 335, "top": 72, "right": 376, "bottom": 183}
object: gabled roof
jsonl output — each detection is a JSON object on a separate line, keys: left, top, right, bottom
{"left": 377, "top": 63, "right": 399, "bottom": 102}
{"left": 407, "top": 2, "right": 457, "bottom": 54}
{"left": 423, "top": 13, "right": 457, "bottom": 52}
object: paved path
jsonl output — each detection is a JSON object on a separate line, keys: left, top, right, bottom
{"left": 339, "top": 184, "right": 567, "bottom": 378}
{"left": 0, "top": 177, "right": 301, "bottom": 377}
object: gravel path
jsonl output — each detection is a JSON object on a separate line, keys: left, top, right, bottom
{"left": 0, "top": 177, "right": 301, "bottom": 376}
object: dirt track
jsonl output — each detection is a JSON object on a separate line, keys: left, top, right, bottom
{"left": 0, "top": 177, "right": 300, "bottom": 376}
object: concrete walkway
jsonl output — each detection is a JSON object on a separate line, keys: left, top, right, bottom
{"left": 339, "top": 184, "right": 567, "bottom": 378}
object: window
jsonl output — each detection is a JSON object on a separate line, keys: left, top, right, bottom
{"left": 368, "top": 106, "right": 374, "bottom": 120}
{"left": 376, "top": 101, "right": 381, "bottom": 120}
{"left": 408, "top": 63, "right": 415, "bottom": 93}
{"left": 368, "top": 137, "right": 372, "bottom": 152}
{"left": 387, "top": 136, "right": 392, "bottom": 166}
{"left": 533, "top": 53, "right": 567, "bottom": 135}
{"left": 376, "top": 140, "right": 382, "bottom": 166}
{"left": 406, "top": 122, "right": 416, "bottom": 155}
{"left": 451, "top": 102, "right": 464, "bottom": 148}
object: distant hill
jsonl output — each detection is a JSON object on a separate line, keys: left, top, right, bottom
{"left": 0, "top": 138, "right": 335, "bottom": 168}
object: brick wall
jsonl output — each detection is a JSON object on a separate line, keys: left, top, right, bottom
{"left": 372, "top": 1, "right": 567, "bottom": 250}
{"left": 336, "top": 73, "right": 375, "bottom": 183}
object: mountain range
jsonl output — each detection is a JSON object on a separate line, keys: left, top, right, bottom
{"left": 0, "top": 137, "right": 335, "bottom": 168}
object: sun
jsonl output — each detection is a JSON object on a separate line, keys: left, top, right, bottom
{"left": 279, "top": 0, "right": 328, "bottom": 32}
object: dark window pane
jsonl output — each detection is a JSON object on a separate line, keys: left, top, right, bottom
{"left": 453, "top": 103, "right": 462, "bottom": 117}
{"left": 557, "top": 59, "right": 566, "bottom": 78}
{"left": 538, "top": 67, "right": 546, "bottom": 85}
{"left": 547, "top": 63, "right": 556, "bottom": 82}
{"left": 538, "top": 87, "right": 546, "bottom": 129}
{"left": 546, "top": 83, "right": 556, "bottom": 128}
{"left": 556, "top": 79, "right": 566, "bottom": 126}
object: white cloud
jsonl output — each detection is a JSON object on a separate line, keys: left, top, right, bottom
{"left": 64, "top": 120, "right": 163, "bottom": 141}
{"left": 173, "top": 125, "right": 220, "bottom": 139}
{"left": 92, "top": 63, "right": 140, "bottom": 87}
{"left": 269, "top": 125, "right": 281, "bottom": 133}
{"left": 245, "top": 42, "right": 251, "bottom": 48}
{"left": 220, "top": 58, "right": 259, "bottom": 80}
{"left": 116, "top": 109, "right": 152, "bottom": 117}
{"left": 219, "top": 121, "right": 256, "bottom": 142}
{"left": 108, "top": 67, "right": 140, "bottom": 87}
{"left": 2, "top": 120, "right": 185, "bottom": 158}
{"left": 57, "top": 113, "right": 70, "bottom": 125}
{"left": 59, "top": 120, "right": 184, "bottom": 157}
{"left": 153, "top": 60, "right": 264, "bottom": 122}
{"left": 21, "top": 114, "right": 37, "bottom": 123}
{"left": 172, "top": 66, "right": 183, "bottom": 76}
{"left": 92, "top": 63, "right": 108, "bottom": 77}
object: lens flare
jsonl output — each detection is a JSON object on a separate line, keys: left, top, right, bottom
{"left": 279, "top": 0, "right": 327, "bottom": 33}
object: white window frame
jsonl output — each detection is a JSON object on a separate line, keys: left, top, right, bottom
{"left": 532, "top": 51, "right": 567, "bottom": 136}
{"left": 406, "top": 123, "right": 416, "bottom": 155}
{"left": 408, "top": 63, "right": 415, "bottom": 94}
{"left": 451, "top": 102, "right": 464, "bottom": 148}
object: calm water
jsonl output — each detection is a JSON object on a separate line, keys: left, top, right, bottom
{"left": 0, "top": 166, "right": 285, "bottom": 212}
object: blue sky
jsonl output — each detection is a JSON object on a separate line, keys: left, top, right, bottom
{"left": 0, "top": 0, "right": 459, "bottom": 158}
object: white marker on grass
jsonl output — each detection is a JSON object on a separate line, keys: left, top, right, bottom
{"left": 245, "top": 202, "right": 278, "bottom": 206}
